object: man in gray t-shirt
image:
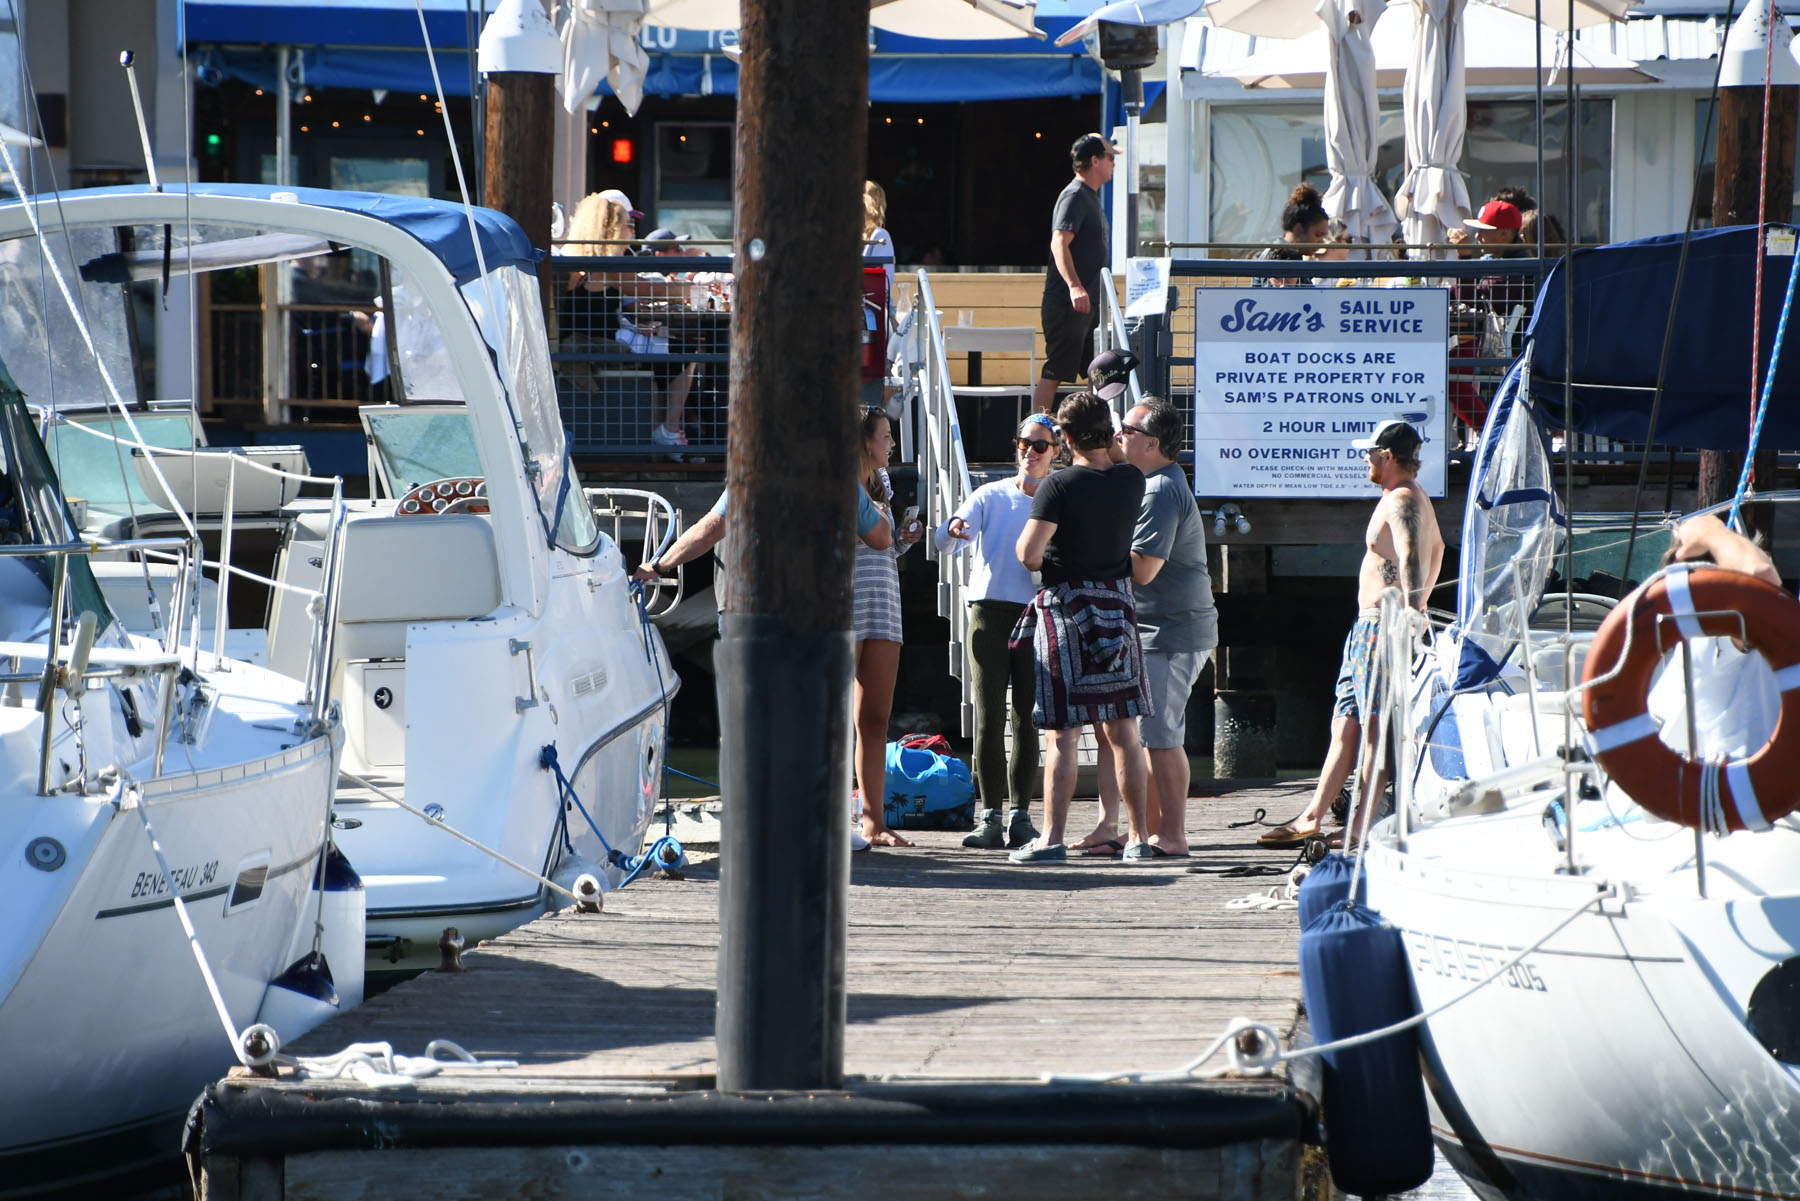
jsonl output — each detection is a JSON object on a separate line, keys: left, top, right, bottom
{"left": 1118, "top": 394, "right": 1218, "bottom": 856}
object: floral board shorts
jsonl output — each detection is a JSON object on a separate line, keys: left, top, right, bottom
{"left": 1331, "top": 610, "right": 1383, "bottom": 722}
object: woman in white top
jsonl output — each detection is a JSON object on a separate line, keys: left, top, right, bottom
{"left": 864, "top": 181, "right": 896, "bottom": 314}
{"left": 935, "top": 413, "right": 1059, "bottom": 850}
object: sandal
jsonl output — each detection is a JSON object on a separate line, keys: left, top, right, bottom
{"left": 1256, "top": 823, "right": 1318, "bottom": 850}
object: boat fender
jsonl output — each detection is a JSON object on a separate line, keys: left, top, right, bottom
{"left": 1299, "top": 900, "right": 1434, "bottom": 1197}
{"left": 1582, "top": 565, "right": 1800, "bottom": 832}
{"left": 1297, "top": 853, "right": 1366, "bottom": 931}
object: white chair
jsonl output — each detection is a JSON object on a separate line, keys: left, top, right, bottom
{"left": 940, "top": 324, "right": 1038, "bottom": 435}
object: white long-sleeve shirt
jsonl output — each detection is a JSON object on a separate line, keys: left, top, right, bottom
{"left": 934, "top": 476, "right": 1039, "bottom": 605}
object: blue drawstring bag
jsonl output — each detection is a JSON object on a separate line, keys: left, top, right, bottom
{"left": 883, "top": 737, "right": 975, "bottom": 830}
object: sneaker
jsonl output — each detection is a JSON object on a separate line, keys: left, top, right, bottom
{"left": 962, "top": 808, "right": 1005, "bottom": 849}
{"left": 650, "top": 424, "right": 689, "bottom": 461}
{"left": 851, "top": 827, "right": 871, "bottom": 853}
{"left": 1005, "top": 809, "right": 1039, "bottom": 849}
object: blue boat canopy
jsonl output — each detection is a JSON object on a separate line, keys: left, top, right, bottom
{"left": 1527, "top": 224, "right": 1800, "bottom": 451}
{"left": 9, "top": 183, "right": 544, "bottom": 284}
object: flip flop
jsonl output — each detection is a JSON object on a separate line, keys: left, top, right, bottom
{"left": 1077, "top": 838, "right": 1125, "bottom": 858}
{"left": 1145, "top": 845, "right": 1190, "bottom": 859}
{"left": 1255, "top": 824, "right": 1316, "bottom": 850}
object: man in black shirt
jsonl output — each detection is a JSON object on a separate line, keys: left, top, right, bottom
{"left": 1031, "top": 133, "right": 1115, "bottom": 414}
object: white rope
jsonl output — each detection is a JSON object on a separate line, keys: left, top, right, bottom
{"left": 279, "top": 1038, "right": 517, "bottom": 1087}
{"left": 1049, "top": 888, "right": 1609, "bottom": 1085}
{"left": 1223, "top": 863, "right": 1307, "bottom": 911}
{"left": 339, "top": 768, "right": 582, "bottom": 905}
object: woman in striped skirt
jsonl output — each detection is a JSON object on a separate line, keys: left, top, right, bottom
{"left": 854, "top": 407, "right": 921, "bottom": 847}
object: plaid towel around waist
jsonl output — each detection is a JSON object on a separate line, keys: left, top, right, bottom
{"left": 1010, "top": 578, "right": 1152, "bottom": 731}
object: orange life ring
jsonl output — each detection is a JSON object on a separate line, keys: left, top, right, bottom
{"left": 1581, "top": 566, "right": 1800, "bottom": 833}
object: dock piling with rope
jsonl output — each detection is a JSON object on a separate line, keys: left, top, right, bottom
{"left": 187, "top": 782, "right": 1330, "bottom": 1201}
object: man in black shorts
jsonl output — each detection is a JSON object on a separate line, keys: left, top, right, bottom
{"left": 1031, "top": 132, "right": 1115, "bottom": 414}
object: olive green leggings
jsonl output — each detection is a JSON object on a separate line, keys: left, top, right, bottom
{"left": 968, "top": 600, "right": 1038, "bottom": 814}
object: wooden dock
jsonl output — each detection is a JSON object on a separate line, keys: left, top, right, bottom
{"left": 189, "top": 782, "right": 1328, "bottom": 1201}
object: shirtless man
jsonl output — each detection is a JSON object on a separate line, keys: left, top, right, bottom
{"left": 1257, "top": 419, "right": 1444, "bottom": 849}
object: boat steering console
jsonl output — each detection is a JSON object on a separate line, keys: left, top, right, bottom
{"left": 398, "top": 476, "right": 488, "bottom": 516}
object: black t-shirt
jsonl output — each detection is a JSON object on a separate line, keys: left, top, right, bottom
{"left": 1042, "top": 176, "right": 1109, "bottom": 301}
{"left": 1030, "top": 462, "right": 1144, "bottom": 585}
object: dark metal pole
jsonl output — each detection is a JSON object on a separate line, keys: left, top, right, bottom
{"left": 714, "top": 0, "right": 869, "bottom": 1093}
{"left": 1700, "top": 40, "right": 1796, "bottom": 521}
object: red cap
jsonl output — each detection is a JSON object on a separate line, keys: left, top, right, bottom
{"left": 1464, "top": 200, "right": 1523, "bottom": 232}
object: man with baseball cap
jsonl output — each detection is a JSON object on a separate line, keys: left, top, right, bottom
{"left": 1031, "top": 132, "right": 1118, "bottom": 415}
{"left": 1257, "top": 418, "right": 1443, "bottom": 851}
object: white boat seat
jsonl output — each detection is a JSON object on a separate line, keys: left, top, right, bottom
{"left": 333, "top": 515, "right": 502, "bottom": 662}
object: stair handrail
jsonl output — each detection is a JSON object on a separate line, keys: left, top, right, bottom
{"left": 909, "top": 269, "right": 979, "bottom": 737}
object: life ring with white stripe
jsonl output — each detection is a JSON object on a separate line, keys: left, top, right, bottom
{"left": 1581, "top": 565, "right": 1800, "bottom": 833}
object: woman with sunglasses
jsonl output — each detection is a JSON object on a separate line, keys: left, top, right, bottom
{"left": 934, "top": 414, "right": 1060, "bottom": 851}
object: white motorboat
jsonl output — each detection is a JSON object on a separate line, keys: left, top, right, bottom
{"left": 0, "top": 358, "right": 355, "bottom": 1189}
{"left": 0, "top": 184, "right": 682, "bottom": 980}
{"left": 1351, "top": 226, "right": 1800, "bottom": 1200}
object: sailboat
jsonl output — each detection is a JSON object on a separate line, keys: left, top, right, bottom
{"left": 1, "top": 183, "right": 682, "bottom": 981}
{"left": 1353, "top": 224, "right": 1800, "bottom": 1200}
{"left": 0, "top": 349, "right": 356, "bottom": 1186}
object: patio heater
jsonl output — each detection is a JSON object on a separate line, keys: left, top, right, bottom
{"left": 1098, "top": 21, "right": 1158, "bottom": 256}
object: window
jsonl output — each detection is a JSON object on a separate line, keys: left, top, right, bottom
{"left": 1209, "top": 98, "right": 1611, "bottom": 246}
{"left": 654, "top": 122, "right": 732, "bottom": 241}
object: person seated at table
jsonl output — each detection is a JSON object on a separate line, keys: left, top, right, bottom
{"left": 625, "top": 228, "right": 701, "bottom": 458}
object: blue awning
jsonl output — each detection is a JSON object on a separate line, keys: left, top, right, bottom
{"left": 1528, "top": 225, "right": 1800, "bottom": 451}
{"left": 186, "top": 2, "right": 1106, "bottom": 102}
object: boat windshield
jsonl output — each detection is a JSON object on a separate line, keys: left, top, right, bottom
{"left": 362, "top": 406, "right": 483, "bottom": 496}
{"left": 0, "top": 360, "right": 108, "bottom": 638}
{"left": 42, "top": 410, "right": 203, "bottom": 524}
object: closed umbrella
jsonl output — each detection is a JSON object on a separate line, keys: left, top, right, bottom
{"left": 1319, "top": 0, "right": 1398, "bottom": 244}
{"left": 559, "top": 0, "right": 651, "bottom": 115}
{"left": 1393, "top": 0, "right": 1470, "bottom": 257}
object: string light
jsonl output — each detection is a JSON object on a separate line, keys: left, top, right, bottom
{"left": 254, "top": 89, "right": 263, "bottom": 96}
{"left": 417, "top": 129, "right": 425, "bottom": 136}
{"left": 331, "top": 120, "right": 340, "bottom": 128}
{"left": 362, "top": 114, "right": 371, "bottom": 122}
{"left": 916, "top": 117, "right": 924, "bottom": 125}
{"left": 300, "top": 125, "right": 309, "bottom": 133}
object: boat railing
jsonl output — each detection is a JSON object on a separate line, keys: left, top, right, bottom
{"left": 0, "top": 538, "right": 194, "bottom": 792}
{"left": 585, "top": 486, "right": 684, "bottom": 617}
{"left": 911, "top": 268, "right": 980, "bottom": 736}
{"left": 52, "top": 418, "right": 350, "bottom": 726}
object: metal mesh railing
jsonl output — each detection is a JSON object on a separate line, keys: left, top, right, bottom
{"left": 550, "top": 254, "right": 733, "bottom": 460}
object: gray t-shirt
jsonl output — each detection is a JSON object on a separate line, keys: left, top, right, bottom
{"left": 1042, "top": 176, "right": 1109, "bottom": 300}
{"left": 1132, "top": 462, "right": 1218, "bottom": 654}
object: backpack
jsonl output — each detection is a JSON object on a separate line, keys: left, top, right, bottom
{"left": 882, "top": 735, "right": 975, "bottom": 830}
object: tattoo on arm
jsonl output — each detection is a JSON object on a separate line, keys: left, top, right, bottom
{"left": 1392, "top": 493, "right": 1425, "bottom": 601}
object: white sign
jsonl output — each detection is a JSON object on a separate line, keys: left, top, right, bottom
{"left": 1190, "top": 286, "right": 1449, "bottom": 499}
{"left": 1124, "top": 257, "right": 1171, "bottom": 319}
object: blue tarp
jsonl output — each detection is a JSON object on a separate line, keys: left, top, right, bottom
{"left": 1527, "top": 224, "right": 1800, "bottom": 451}
{"left": 5, "top": 182, "right": 542, "bottom": 282}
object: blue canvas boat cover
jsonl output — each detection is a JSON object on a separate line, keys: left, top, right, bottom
{"left": 1527, "top": 224, "right": 1800, "bottom": 451}
{"left": 5, "top": 183, "right": 543, "bottom": 284}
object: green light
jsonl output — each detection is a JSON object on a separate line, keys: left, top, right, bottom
{"left": 206, "top": 133, "right": 221, "bottom": 147}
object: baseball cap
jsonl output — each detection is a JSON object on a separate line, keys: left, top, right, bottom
{"left": 1087, "top": 348, "right": 1140, "bottom": 401}
{"left": 1351, "top": 418, "right": 1424, "bottom": 456}
{"left": 1070, "top": 132, "right": 1120, "bottom": 166}
{"left": 1463, "top": 200, "right": 1523, "bottom": 232}
{"left": 597, "top": 188, "right": 644, "bottom": 220}
{"left": 642, "top": 228, "right": 689, "bottom": 250}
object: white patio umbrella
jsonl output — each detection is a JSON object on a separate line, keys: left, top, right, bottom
{"left": 1319, "top": 0, "right": 1398, "bottom": 244}
{"left": 1470, "top": 0, "right": 1635, "bottom": 32}
{"left": 1215, "top": 1, "right": 1655, "bottom": 88}
{"left": 1393, "top": 0, "right": 1469, "bottom": 257}
{"left": 560, "top": 0, "right": 650, "bottom": 115}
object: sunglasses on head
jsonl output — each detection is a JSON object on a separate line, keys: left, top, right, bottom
{"left": 1017, "top": 437, "right": 1054, "bottom": 455}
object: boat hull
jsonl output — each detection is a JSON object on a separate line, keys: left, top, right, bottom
{"left": 0, "top": 734, "right": 337, "bottom": 1196}
{"left": 1363, "top": 830, "right": 1800, "bottom": 1201}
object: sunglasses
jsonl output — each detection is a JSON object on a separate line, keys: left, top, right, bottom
{"left": 1017, "top": 438, "right": 1054, "bottom": 455}
{"left": 1119, "top": 422, "right": 1150, "bottom": 437}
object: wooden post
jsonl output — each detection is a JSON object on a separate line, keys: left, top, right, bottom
{"left": 477, "top": 0, "right": 560, "bottom": 322}
{"left": 714, "top": 0, "right": 869, "bottom": 1092}
{"left": 482, "top": 72, "right": 556, "bottom": 320}
{"left": 1699, "top": 10, "right": 1797, "bottom": 523}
